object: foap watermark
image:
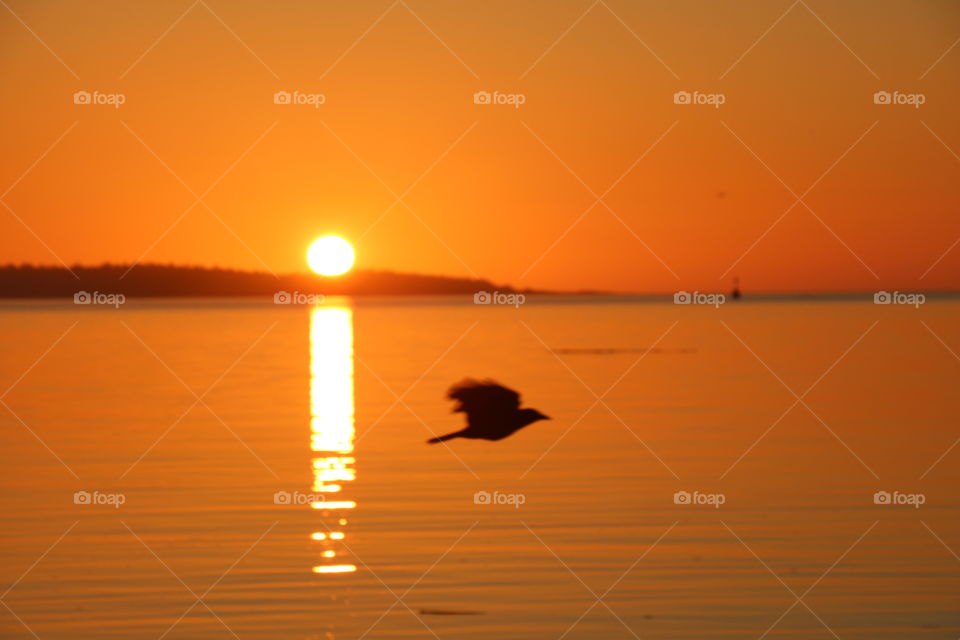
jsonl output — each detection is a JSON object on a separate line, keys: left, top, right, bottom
{"left": 73, "top": 490, "right": 126, "bottom": 508}
{"left": 873, "top": 90, "right": 925, "bottom": 108}
{"left": 673, "top": 90, "right": 725, "bottom": 108}
{"left": 73, "top": 90, "right": 126, "bottom": 108}
{"left": 74, "top": 291, "right": 125, "bottom": 308}
{"left": 473, "top": 90, "right": 526, "bottom": 108}
{"left": 474, "top": 291, "right": 525, "bottom": 308}
{"left": 873, "top": 291, "right": 924, "bottom": 308}
{"left": 273, "top": 490, "right": 325, "bottom": 505}
{"left": 674, "top": 291, "right": 725, "bottom": 308}
{"left": 274, "top": 90, "right": 326, "bottom": 108}
{"left": 473, "top": 490, "right": 526, "bottom": 508}
{"left": 274, "top": 291, "right": 325, "bottom": 305}
{"left": 673, "top": 490, "right": 725, "bottom": 508}
{"left": 873, "top": 490, "right": 925, "bottom": 509}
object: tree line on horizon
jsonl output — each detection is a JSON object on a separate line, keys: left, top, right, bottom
{"left": 0, "top": 264, "right": 515, "bottom": 298}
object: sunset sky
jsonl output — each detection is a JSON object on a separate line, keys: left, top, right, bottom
{"left": 1, "top": 0, "right": 958, "bottom": 293}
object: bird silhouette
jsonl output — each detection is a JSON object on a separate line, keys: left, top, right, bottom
{"left": 427, "top": 379, "right": 549, "bottom": 444}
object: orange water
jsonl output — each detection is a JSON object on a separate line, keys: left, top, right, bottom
{"left": 1, "top": 296, "right": 958, "bottom": 639}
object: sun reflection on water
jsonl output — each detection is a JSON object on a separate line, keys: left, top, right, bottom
{"left": 309, "top": 305, "right": 357, "bottom": 575}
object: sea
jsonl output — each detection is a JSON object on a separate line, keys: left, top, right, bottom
{"left": 1, "top": 295, "right": 958, "bottom": 639}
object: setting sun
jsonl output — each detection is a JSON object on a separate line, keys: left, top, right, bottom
{"left": 307, "top": 236, "right": 355, "bottom": 276}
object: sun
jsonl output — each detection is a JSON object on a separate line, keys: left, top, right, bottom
{"left": 307, "top": 236, "right": 355, "bottom": 276}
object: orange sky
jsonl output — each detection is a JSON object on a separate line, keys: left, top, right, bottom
{"left": 1, "top": 0, "right": 958, "bottom": 293}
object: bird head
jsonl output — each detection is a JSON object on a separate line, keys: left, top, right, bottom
{"left": 518, "top": 408, "right": 550, "bottom": 426}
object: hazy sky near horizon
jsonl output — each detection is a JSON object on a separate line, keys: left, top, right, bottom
{"left": 1, "top": 0, "right": 958, "bottom": 292}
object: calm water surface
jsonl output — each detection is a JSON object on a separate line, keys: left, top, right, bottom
{"left": 1, "top": 296, "right": 958, "bottom": 639}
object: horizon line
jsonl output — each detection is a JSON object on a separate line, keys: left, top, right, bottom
{"left": 1, "top": 262, "right": 957, "bottom": 297}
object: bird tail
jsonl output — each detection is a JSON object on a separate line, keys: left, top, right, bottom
{"left": 427, "top": 430, "right": 464, "bottom": 444}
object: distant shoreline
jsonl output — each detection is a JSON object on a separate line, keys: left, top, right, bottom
{"left": 0, "top": 264, "right": 956, "bottom": 300}
{"left": 0, "top": 264, "right": 542, "bottom": 299}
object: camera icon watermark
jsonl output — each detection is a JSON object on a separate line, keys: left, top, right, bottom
{"left": 73, "top": 90, "right": 126, "bottom": 108}
{"left": 673, "top": 490, "right": 725, "bottom": 508}
{"left": 673, "top": 90, "right": 725, "bottom": 108}
{"left": 73, "top": 490, "right": 126, "bottom": 508}
{"left": 873, "top": 490, "right": 925, "bottom": 508}
{"left": 473, "top": 490, "right": 526, "bottom": 508}
{"left": 873, "top": 291, "right": 924, "bottom": 308}
{"left": 273, "top": 90, "right": 326, "bottom": 108}
{"left": 74, "top": 291, "right": 125, "bottom": 308}
{"left": 473, "top": 90, "right": 526, "bottom": 108}
{"left": 873, "top": 90, "right": 925, "bottom": 108}
{"left": 673, "top": 291, "right": 724, "bottom": 308}
{"left": 273, "top": 490, "right": 325, "bottom": 506}
{"left": 274, "top": 291, "right": 325, "bottom": 305}
{"left": 473, "top": 291, "right": 525, "bottom": 308}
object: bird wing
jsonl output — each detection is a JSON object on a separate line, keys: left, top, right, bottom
{"left": 447, "top": 379, "right": 521, "bottom": 428}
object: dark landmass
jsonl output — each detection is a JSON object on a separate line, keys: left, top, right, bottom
{"left": 0, "top": 264, "right": 535, "bottom": 298}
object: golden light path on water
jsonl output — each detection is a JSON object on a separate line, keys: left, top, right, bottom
{"left": 309, "top": 305, "right": 357, "bottom": 575}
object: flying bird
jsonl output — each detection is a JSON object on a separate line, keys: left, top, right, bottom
{"left": 427, "top": 379, "right": 549, "bottom": 444}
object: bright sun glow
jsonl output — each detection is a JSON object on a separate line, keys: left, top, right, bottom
{"left": 307, "top": 236, "right": 355, "bottom": 276}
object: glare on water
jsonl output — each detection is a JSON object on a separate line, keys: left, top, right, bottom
{"left": 309, "top": 306, "right": 357, "bottom": 575}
